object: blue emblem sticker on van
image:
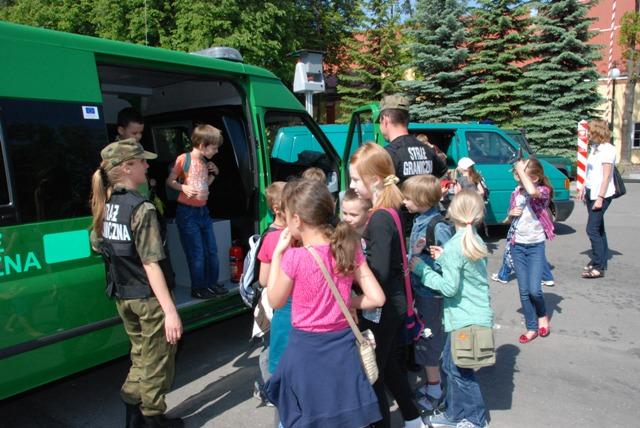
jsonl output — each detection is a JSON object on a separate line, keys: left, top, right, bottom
{"left": 82, "top": 106, "right": 100, "bottom": 120}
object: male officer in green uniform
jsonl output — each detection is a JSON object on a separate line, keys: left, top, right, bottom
{"left": 90, "top": 138, "right": 182, "bottom": 428}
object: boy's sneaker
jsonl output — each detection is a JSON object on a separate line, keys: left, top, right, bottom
{"left": 252, "top": 380, "right": 275, "bottom": 407}
{"left": 191, "top": 288, "right": 216, "bottom": 299}
{"left": 490, "top": 273, "right": 508, "bottom": 284}
{"left": 208, "top": 284, "right": 229, "bottom": 296}
{"left": 541, "top": 280, "right": 555, "bottom": 287}
{"left": 425, "top": 410, "right": 458, "bottom": 427}
{"left": 456, "top": 419, "right": 489, "bottom": 428}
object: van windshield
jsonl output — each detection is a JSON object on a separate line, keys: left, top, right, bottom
{"left": 266, "top": 112, "right": 338, "bottom": 192}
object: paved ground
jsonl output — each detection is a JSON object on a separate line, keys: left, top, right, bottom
{"left": 1, "top": 184, "right": 639, "bottom": 427}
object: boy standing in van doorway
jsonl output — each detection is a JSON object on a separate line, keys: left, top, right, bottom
{"left": 117, "top": 107, "right": 145, "bottom": 143}
{"left": 380, "top": 95, "right": 447, "bottom": 183}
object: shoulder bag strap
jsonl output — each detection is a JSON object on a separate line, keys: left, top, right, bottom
{"left": 305, "top": 246, "right": 367, "bottom": 344}
{"left": 380, "top": 208, "right": 415, "bottom": 316}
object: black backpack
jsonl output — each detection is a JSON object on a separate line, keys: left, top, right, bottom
{"left": 425, "top": 214, "right": 453, "bottom": 249}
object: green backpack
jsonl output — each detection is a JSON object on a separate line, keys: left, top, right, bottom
{"left": 165, "top": 152, "right": 191, "bottom": 202}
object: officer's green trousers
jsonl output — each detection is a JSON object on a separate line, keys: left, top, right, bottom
{"left": 116, "top": 297, "right": 177, "bottom": 416}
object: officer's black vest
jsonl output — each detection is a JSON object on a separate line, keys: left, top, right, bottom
{"left": 101, "top": 188, "right": 173, "bottom": 299}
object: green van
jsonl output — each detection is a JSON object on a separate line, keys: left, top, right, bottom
{"left": 0, "top": 21, "right": 342, "bottom": 399}
{"left": 329, "top": 104, "right": 574, "bottom": 225}
{"left": 504, "top": 129, "right": 577, "bottom": 179}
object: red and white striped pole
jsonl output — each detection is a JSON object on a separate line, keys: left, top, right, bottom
{"left": 576, "top": 120, "right": 589, "bottom": 192}
{"left": 605, "top": 0, "right": 617, "bottom": 119}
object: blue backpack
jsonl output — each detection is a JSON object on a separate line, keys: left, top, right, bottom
{"left": 238, "top": 227, "right": 276, "bottom": 308}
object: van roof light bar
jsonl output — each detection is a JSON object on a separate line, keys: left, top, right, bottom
{"left": 191, "top": 47, "right": 243, "bottom": 63}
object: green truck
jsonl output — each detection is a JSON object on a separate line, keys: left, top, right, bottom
{"left": 504, "top": 129, "right": 576, "bottom": 180}
{"left": 0, "top": 20, "right": 342, "bottom": 399}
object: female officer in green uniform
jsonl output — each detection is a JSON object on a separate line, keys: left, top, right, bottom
{"left": 90, "top": 138, "right": 183, "bottom": 428}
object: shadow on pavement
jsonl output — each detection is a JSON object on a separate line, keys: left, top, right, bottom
{"left": 515, "top": 292, "right": 564, "bottom": 321}
{"left": 554, "top": 223, "right": 576, "bottom": 235}
{"left": 477, "top": 344, "right": 520, "bottom": 411}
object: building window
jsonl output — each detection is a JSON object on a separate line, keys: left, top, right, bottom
{"left": 634, "top": 123, "right": 640, "bottom": 149}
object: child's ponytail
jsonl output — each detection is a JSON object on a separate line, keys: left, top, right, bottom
{"left": 329, "top": 220, "right": 359, "bottom": 275}
{"left": 447, "top": 190, "right": 488, "bottom": 261}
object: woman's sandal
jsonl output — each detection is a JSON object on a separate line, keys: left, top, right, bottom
{"left": 581, "top": 268, "right": 604, "bottom": 279}
{"left": 519, "top": 331, "right": 539, "bottom": 344}
{"left": 539, "top": 326, "right": 551, "bottom": 337}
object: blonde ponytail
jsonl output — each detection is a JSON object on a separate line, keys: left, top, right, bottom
{"left": 447, "top": 190, "right": 488, "bottom": 261}
{"left": 90, "top": 161, "right": 125, "bottom": 237}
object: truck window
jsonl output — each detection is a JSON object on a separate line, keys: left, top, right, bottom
{"left": 466, "top": 131, "right": 517, "bottom": 164}
{"left": 349, "top": 111, "right": 374, "bottom": 159}
{"left": 266, "top": 112, "right": 335, "bottom": 184}
{"left": 0, "top": 121, "right": 9, "bottom": 206}
{"left": 0, "top": 99, "right": 107, "bottom": 224}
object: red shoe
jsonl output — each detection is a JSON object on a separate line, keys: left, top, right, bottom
{"left": 539, "top": 326, "right": 550, "bottom": 337}
{"left": 519, "top": 331, "right": 538, "bottom": 344}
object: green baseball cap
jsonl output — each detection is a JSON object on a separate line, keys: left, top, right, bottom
{"left": 101, "top": 138, "right": 157, "bottom": 171}
{"left": 380, "top": 94, "right": 410, "bottom": 112}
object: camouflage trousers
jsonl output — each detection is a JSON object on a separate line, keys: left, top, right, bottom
{"left": 116, "top": 297, "right": 177, "bottom": 416}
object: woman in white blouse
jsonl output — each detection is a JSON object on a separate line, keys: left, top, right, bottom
{"left": 579, "top": 120, "right": 616, "bottom": 279}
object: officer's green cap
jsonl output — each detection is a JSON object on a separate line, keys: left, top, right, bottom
{"left": 380, "top": 94, "right": 410, "bottom": 113}
{"left": 101, "top": 138, "right": 157, "bottom": 171}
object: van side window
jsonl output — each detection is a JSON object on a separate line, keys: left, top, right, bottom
{"left": 0, "top": 99, "right": 107, "bottom": 224}
{"left": 265, "top": 112, "right": 334, "bottom": 183}
{"left": 0, "top": 121, "right": 9, "bottom": 206}
{"left": 466, "top": 131, "right": 517, "bottom": 164}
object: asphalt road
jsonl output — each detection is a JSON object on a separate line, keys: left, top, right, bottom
{"left": 2, "top": 184, "right": 639, "bottom": 427}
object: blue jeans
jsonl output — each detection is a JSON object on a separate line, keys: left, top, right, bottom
{"left": 585, "top": 190, "right": 612, "bottom": 270}
{"left": 512, "top": 242, "right": 547, "bottom": 331}
{"left": 441, "top": 333, "right": 488, "bottom": 426}
{"left": 176, "top": 204, "right": 219, "bottom": 290}
{"left": 497, "top": 245, "right": 553, "bottom": 282}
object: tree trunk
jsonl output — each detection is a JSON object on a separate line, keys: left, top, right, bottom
{"left": 620, "top": 58, "right": 636, "bottom": 165}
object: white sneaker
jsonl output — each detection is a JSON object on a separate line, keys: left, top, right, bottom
{"left": 541, "top": 280, "right": 555, "bottom": 287}
{"left": 490, "top": 273, "right": 507, "bottom": 284}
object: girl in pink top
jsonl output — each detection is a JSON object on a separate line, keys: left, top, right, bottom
{"left": 264, "top": 179, "right": 385, "bottom": 428}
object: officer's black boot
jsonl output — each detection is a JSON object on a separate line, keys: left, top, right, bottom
{"left": 142, "top": 414, "right": 184, "bottom": 428}
{"left": 124, "top": 403, "right": 143, "bottom": 428}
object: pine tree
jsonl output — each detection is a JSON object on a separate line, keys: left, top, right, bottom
{"left": 461, "top": 0, "right": 532, "bottom": 127}
{"left": 518, "top": 0, "right": 602, "bottom": 156}
{"left": 398, "top": 0, "right": 468, "bottom": 122}
{"left": 336, "top": 0, "right": 405, "bottom": 122}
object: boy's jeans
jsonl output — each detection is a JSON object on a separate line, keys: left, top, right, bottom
{"left": 512, "top": 241, "right": 547, "bottom": 330}
{"left": 441, "top": 333, "right": 488, "bottom": 427}
{"left": 176, "top": 204, "right": 219, "bottom": 290}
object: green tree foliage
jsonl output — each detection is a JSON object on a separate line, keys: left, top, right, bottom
{"left": 518, "top": 0, "right": 602, "bottom": 156}
{"left": 0, "top": 0, "right": 360, "bottom": 83}
{"left": 461, "top": 0, "right": 532, "bottom": 127}
{"left": 336, "top": 0, "right": 405, "bottom": 121}
{"left": 398, "top": 0, "right": 468, "bottom": 122}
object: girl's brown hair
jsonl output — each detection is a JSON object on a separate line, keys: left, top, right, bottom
{"left": 283, "top": 179, "right": 359, "bottom": 275}
{"left": 349, "top": 142, "right": 403, "bottom": 210}
{"left": 90, "top": 160, "right": 134, "bottom": 237}
{"left": 466, "top": 165, "right": 482, "bottom": 186}
{"left": 192, "top": 124, "right": 223, "bottom": 148}
{"left": 589, "top": 119, "right": 611, "bottom": 145}
{"left": 525, "top": 157, "right": 554, "bottom": 200}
